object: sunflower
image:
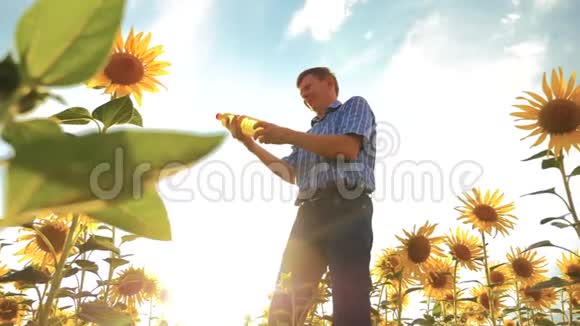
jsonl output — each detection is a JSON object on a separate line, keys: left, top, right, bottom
{"left": 488, "top": 262, "right": 512, "bottom": 291}
{"left": 506, "top": 247, "right": 548, "bottom": 286}
{"left": 386, "top": 284, "right": 410, "bottom": 311}
{"left": 0, "top": 295, "right": 28, "bottom": 325}
{"left": 87, "top": 27, "right": 170, "bottom": 106}
{"left": 503, "top": 320, "right": 517, "bottom": 326}
{"left": 511, "top": 67, "right": 580, "bottom": 157}
{"left": 15, "top": 214, "right": 78, "bottom": 270}
{"left": 556, "top": 250, "right": 580, "bottom": 282}
{"left": 458, "top": 302, "right": 488, "bottom": 326}
{"left": 372, "top": 248, "right": 414, "bottom": 288}
{"left": 455, "top": 188, "right": 517, "bottom": 236}
{"left": 444, "top": 228, "right": 484, "bottom": 271}
{"left": 395, "top": 221, "right": 445, "bottom": 276}
{"left": 520, "top": 284, "right": 557, "bottom": 310}
{"left": 470, "top": 285, "right": 504, "bottom": 315}
{"left": 419, "top": 257, "right": 454, "bottom": 300}
{"left": 110, "top": 266, "right": 153, "bottom": 310}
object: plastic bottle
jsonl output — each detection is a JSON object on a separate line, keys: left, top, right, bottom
{"left": 216, "top": 113, "right": 262, "bottom": 137}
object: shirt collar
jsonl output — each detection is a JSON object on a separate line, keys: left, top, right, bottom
{"left": 310, "top": 100, "right": 342, "bottom": 126}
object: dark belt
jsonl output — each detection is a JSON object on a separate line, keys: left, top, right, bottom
{"left": 294, "top": 182, "right": 371, "bottom": 206}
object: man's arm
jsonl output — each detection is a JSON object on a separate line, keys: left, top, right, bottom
{"left": 286, "top": 132, "right": 361, "bottom": 161}
{"left": 244, "top": 141, "right": 296, "bottom": 184}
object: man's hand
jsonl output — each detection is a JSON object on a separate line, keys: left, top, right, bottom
{"left": 253, "top": 121, "right": 294, "bottom": 145}
{"left": 225, "top": 115, "right": 255, "bottom": 147}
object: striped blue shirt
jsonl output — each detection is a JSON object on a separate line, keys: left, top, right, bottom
{"left": 282, "top": 96, "right": 376, "bottom": 197}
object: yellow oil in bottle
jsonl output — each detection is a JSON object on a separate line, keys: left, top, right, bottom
{"left": 216, "top": 113, "right": 262, "bottom": 137}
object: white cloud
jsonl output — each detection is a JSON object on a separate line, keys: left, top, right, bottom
{"left": 501, "top": 12, "right": 521, "bottom": 24}
{"left": 337, "top": 46, "right": 380, "bottom": 75}
{"left": 504, "top": 40, "right": 546, "bottom": 57}
{"left": 287, "top": 0, "right": 365, "bottom": 41}
{"left": 535, "top": 0, "right": 559, "bottom": 10}
{"left": 512, "top": 0, "right": 521, "bottom": 6}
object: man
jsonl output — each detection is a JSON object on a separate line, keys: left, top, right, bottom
{"left": 226, "top": 67, "right": 376, "bottom": 326}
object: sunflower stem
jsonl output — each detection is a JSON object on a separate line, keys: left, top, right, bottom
{"left": 514, "top": 280, "right": 523, "bottom": 326}
{"left": 480, "top": 232, "right": 497, "bottom": 326}
{"left": 377, "top": 282, "right": 385, "bottom": 320}
{"left": 38, "top": 214, "right": 80, "bottom": 325}
{"left": 397, "top": 274, "right": 403, "bottom": 326}
{"left": 568, "top": 287, "right": 573, "bottom": 326}
{"left": 75, "top": 229, "right": 88, "bottom": 325}
{"left": 558, "top": 158, "right": 580, "bottom": 239}
{"left": 104, "top": 226, "right": 117, "bottom": 304}
{"left": 452, "top": 260, "right": 458, "bottom": 325}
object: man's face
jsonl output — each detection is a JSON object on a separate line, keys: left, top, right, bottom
{"left": 298, "top": 74, "right": 333, "bottom": 110}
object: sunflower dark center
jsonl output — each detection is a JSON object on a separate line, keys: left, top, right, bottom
{"left": 429, "top": 272, "right": 448, "bottom": 288}
{"left": 104, "top": 53, "right": 144, "bottom": 85}
{"left": 512, "top": 258, "right": 533, "bottom": 278}
{"left": 36, "top": 223, "right": 67, "bottom": 253}
{"left": 490, "top": 270, "right": 506, "bottom": 284}
{"left": 388, "top": 255, "right": 401, "bottom": 269}
{"left": 568, "top": 263, "right": 580, "bottom": 281}
{"left": 524, "top": 287, "right": 542, "bottom": 301}
{"left": 473, "top": 205, "right": 498, "bottom": 222}
{"left": 407, "top": 236, "right": 431, "bottom": 264}
{"left": 479, "top": 292, "right": 490, "bottom": 310}
{"left": 117, "top": 271, "right": 145, "bottom": 296}
{"left": 0, "top": 299, "right": 18, "bottom": 321}
{"left": 538, "top": 99, "right": 580, "bottom": 135}
{"left": 453, "top": 244, "right": 472, "bottom": 261}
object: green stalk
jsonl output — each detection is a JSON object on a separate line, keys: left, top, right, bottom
{"left": 452, "top": 261, "right": 458, "bottom": 324}
{"left": 397, "top": 274, "right": 403, "bottom": 325}
{"left": 558, "top": 158, "right": 580, "bottom": 239}
{"left": 481, "top": 232, "right": 497, "bottom": 326}
{"left": 38, "top": 214, "right": 80, "bottom": 325}
{"left": 514, "top": 280, "right": 523, "bottom": 326}
{"left": 104, "top": 226, "right": 117, "bottom": 304}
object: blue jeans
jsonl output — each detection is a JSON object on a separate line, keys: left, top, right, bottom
{"left": 267, "top": 194, "right": 373, "bottom": 326}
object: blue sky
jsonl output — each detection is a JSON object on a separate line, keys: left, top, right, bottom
{"left": 1, "top": 0, "right": 580, "bottom": 325}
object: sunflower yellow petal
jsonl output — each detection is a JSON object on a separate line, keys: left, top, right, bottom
{"left": 542, "top": 72, "right": 553, "bottom": 101}
{"left": 564, "top": 71, "right": 576, "bottom": 99}
{"left": 552, "top": 69, "right": 563, "bottom": 98}
{"left": 516, "top": 124, "right": 538, "bottom": 130}
{"left": 523, "top": 91, "right": 547, "bottom": 106}
{"left": 530, "top": 131, "right": 548, "bottom": 147}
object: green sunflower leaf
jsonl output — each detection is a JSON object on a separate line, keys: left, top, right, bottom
{"left": 0, "top": 266, "right": 51, "bottom": 284}
{"left": 1, "top": 118, "right": 64, "bottom": 148}
{"left": 539, "top": 213, "right": 571, "bottom": 225}
{"left": 128, "top": 108, "right": 143, "bottom": 127}
{"left": 541, "top": 157, "right": 563, "bottom": 170}
{"left": 522, "top": 149, "right": 553, "bottom": 161}
{"left": 103, "top": 257, "right": 130, "bottom": 271}
{"left": 51, "top": 107, "right": 93, "bottom": 125}
{"left": 78, "top": 301, "right": 132, "bottom": 326}
{"left": 531, "top": 276, "right": 572, "bottom": 290}
{"left": 521, "top": 187, "right": 557, "bottom": 197}
{"left": 77, "top": 236, "right": 119, "bottom": 255}
{"left": 569, "top": 165, "right": 580, "bottom": 178}
{"left": 92, "top": 96, "right": 133, "bottom": 131}
{"left": 1, "top": 129, "right": 224, "bottom": 240}
{"left": 16, "top": 0, "right": 125, "bottom": 86}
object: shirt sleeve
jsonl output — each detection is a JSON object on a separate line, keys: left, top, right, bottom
{"left": 336, "top": 96, "right": 375, "bottom": 143}
{"left": 281, "top": 145, "right": 298, "bottom": 168}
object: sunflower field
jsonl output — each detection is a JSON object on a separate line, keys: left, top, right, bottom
{"left": 0, "top": 0, "right": 579, "bottom": 326}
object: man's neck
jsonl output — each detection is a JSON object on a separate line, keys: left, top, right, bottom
{"left": 314, "top": 98, "right": 337, "bottom": 118}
